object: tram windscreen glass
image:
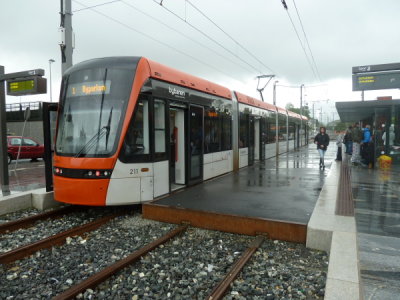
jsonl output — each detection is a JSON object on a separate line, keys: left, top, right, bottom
{"left": 56, "top": 68, "right": 133, "bottom": 157}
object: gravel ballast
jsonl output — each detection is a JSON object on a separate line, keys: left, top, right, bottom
{"left": 0, "top": 208, "right": 53, "bottom": 223}
{"left": 0, "top": 207, "right": 125, "bottom": 253}
{"left": 85, "top": 229, "right": 327, "bottom": 300}
{"left": 0, "top": 214, "right": 175, "bottom": 299}
{"left": 1, "top": 214, "right": 328, "bottom": 299}
{"left": 225, "top": 239, "right": 328, "bottom": 299}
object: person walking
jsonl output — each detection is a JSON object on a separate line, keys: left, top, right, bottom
{"left": 351, "top": 123, "right": 363, "bottom": 165}
{"left": 314, "top": 127, "right": 330, "bottom": 169}
{"left": 336, "top": 132, "right": 343, "bottom": 161}
{"left": 344, "top": 126, "right": 353, "bottom": 154}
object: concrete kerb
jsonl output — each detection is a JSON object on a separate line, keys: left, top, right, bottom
{"left": 306, "top": 161, "right": 363, "bottom": 300}
{"left": 0, "top": 189, "right": 59, "bottom": 215}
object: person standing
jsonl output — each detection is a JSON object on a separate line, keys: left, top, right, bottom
{"left": 361, "top": 124, "right": 372, "bottom": 164}
{"left": 351, "top": 123, "right": 363, "bottom": 165}
{"left": 336, "top": 132, "right": 343, "bottom": 161}
{"left": 344, "top": 126, "right": 353, "bottom": 155}
{"left": 314, "top": 127, "right": 330, "bottom": 169}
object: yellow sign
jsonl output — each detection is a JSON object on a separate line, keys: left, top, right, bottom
{"left": 9, "top": 80, "right": 35, "bottom": 92}
{"left": 358, "top": 76, "right": 375, "bottom": 84}
{"left": 67, "top": 80, "right": 111, "bottom": 97}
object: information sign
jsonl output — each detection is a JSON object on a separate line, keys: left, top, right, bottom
{"left": 7, "top": 76, "right": 47, "bottom": 96}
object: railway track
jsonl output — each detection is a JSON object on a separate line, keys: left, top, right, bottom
{"left": 0, "top": 212, "right": 124, "bottom": 264}
{"left": 0, "top": 206, "right": 78, "bottom": 234}
{"left": 54, "top": 226, "right": 264, "bottom": 300}
{"left": 1, "top": 213, "right": 327, "bottom": 299}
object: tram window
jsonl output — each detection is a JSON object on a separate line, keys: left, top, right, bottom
{"left": 288, "top": 122, "right": 295, "bottom": 140}
{"left": 154, "top": 99, "right": 166, "bottom": 158}
{"left": 120, "top": 99, "right": 150, "bottom": 162}
{"left": 221, "top": 114, "right": 232, "bottom": 150}
{"left": 278, "top": 115, "right": 287, "bottom": 141}
{"left": 204, "top": 108, "right": 221, "bottom": 153}
{"left": 266, "top": 117, "right": 275, "bottom": 144}
{"left": 239, "top": 113, "right": 248, "bottom": 148}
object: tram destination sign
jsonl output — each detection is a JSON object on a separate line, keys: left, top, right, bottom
{"left": 7, "top": 76, "right": 47, "bottom": 96}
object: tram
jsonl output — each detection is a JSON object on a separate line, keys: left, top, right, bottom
{"left": 53, "top": 57, "right": 307, "bottom": 206}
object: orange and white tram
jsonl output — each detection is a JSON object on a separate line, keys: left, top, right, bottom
{"left": 53, "top": 57, "right": 307, "bottom": 206}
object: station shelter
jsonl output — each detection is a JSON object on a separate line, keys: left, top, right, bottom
{"left": 336, "top": 99, "right": 400, "bottom": 165}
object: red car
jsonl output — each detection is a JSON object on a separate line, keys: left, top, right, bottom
{"left": 7, "top": 136, "right": 44, "bottom": 164}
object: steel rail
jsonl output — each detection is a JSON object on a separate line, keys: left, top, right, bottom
{"left": 0, "top": 205, "right": 78, "bottom": 234}
{"left": 53, "top": 224, "right": 188, "bottom": 300}
{"left": 206, "top": 235, "right": 265, "bottom": 300}
{"left": 0, "top": 213, "right": 122, "bottom": 264}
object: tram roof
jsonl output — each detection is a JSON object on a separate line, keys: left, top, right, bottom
{"left": 234, "top": 91, "right": 277, "bottom": 112}
{"left": 146, "top": 58, "right": 232, "bottom": 100}
{"left": 287, "top": 110, "right": 300, "bottom": 118}
{"left": 276, "top": 106, "right": 287, "bottom": 115}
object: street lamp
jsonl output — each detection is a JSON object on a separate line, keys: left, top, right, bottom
{"left": 48, "top": 59, "right": 55, "bottom": 102}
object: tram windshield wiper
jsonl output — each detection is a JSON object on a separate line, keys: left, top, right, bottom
{"left": 105, "top": 107, "right": 113, "bottom": 150}
{"left": 74, "top": 107, "right": 113, "bottom": 158}
{"left": 74, "top": 126, "right": 109, "bottom": 158}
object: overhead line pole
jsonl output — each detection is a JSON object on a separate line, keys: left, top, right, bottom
{"left": 60, "top": 0, "right": 74, "bottom": 75}
{"left": 300, "top": 84, "right": 304, "bottom": 146}
{"left": 0, "top": 66, "right": 10, "bottom": 196}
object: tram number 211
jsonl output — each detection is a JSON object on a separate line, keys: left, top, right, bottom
{"left": 130, "top": 169, "right": 139, "bottom": 175}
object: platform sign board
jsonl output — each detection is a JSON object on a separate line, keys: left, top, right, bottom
{"left": 352, "top": 63, "right": 400, "bottom": 91}
{"left": 7, "top": 76, "right": 47, "bottom": 96}
{"left": 352, "top": 71, "right": 400, "bottom": 91}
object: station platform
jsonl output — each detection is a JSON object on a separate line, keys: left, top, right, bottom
{"left": 352, "top": 163, "right": 400, "bottom": 299}
{"left": 143, "top": 144, "right": 336, "bottom": 243}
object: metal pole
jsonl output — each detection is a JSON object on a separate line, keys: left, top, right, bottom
{"left": 300, "top": 84, "right": 304, "bottom": 146}
{"left": 49, "top": 59, "right": 55, "bottom": 102}
{"left": 275, "top": 110, "right": 279, "bottom": 158}
{"left": 0, "top": 66, "right": 10, "bottom": 196}
{"left": 61, "top": 0, "right": 73, "bottom": 74}
{"left": 361, "top": 90, "right": 364, "bottom": 101}
{"left": 258, "top": 90, "right": 264, "bottom": 102}
{"left": 273, "top": 81, "right": 278, "bottom": 106}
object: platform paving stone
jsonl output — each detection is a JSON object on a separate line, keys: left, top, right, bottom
{"left": 352, "top": 164, "right": 400, "bottom": 299}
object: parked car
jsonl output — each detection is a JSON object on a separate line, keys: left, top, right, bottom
{"left": 7, "top": 136, "right": 44, "bottom": 164}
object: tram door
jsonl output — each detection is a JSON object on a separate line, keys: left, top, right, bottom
{"left": 188, "top": 105, "right": 204, "bottom": 185}
{"left": 254, "top": 119, "right": 260, "bottom": 161}
{"left": 259, "top": 118, "right": 266, "bottom": 161}
{"left": 169, "top": 107, "right": 186, "bottom": 191}
{"left": 248, "top": 117, "right": 255, "bottom": 165}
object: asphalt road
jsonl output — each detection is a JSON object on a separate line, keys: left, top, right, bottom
{"left": 1, "top": 159, "right": 46, "bottom": 192}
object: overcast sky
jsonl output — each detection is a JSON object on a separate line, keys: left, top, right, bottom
{"left": 1, "top": 0, "right": 400, "bottom": 123}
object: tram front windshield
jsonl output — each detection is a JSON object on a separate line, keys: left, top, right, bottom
{"left": 56, "top": 68, "right": 133, "bottom": 157}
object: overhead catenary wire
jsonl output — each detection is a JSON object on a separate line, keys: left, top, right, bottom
{"left": 186, "top": 0, "right": 275, "bottom": 74}
{"left": 152, "top": 0, "right": 264, "bottom": 75}
{"left": 72, "top": 0, "right": 121, "bottom": 13}
{"left": 72, "top": 0, "right": 244, "bottom": 82}
{"left": 121, "top": 0, "right": 254, "bottom": 74}
{"left": 280, "top": 0, "right": 318, "bottom": 81}
{"left": 291, "top": 0, "right": 321, "bottom": 81}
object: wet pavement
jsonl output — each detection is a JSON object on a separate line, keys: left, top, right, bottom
{"left": 0, "top": 159, "right": 46, "bottom": 193}
{"left": 351, "top": 162, "right": 400, "bottom": 299}
{"left": 154, "top": 144, "right": 336, "bottom": 224}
